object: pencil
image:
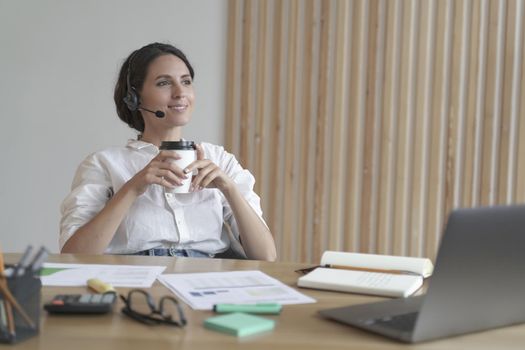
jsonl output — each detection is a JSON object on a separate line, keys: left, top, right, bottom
{"left": 3, "top": 300, "right": 14, "bottom": 338}
{"left": 0, "top": 247, "right": 4, "bottom": 277}
{"left": 0, "top": 246, "right": 15, "bottom": 338}
{"left": 327, "top": 264, "right": 421, "bottom": 276}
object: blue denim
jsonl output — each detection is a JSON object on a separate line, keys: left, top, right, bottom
{"left": 133, "top": 248, "right": 213, "bottom": 258}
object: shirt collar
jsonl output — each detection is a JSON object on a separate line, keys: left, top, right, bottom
{"left": 126, "top": 139, "right": 159, "bottom": 151}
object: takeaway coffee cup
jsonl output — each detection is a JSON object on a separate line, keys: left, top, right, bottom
{"left": 159, "top": 140, "right": 196, "bottom": 193}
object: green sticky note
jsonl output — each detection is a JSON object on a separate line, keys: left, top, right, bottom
{"left": 39, "top": 267, "right": 69, "bottom": 276}
{"left": 204, "top": 312, "right": 275, "bottom": 337}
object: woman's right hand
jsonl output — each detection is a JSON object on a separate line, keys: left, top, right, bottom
{"left": 126, "top": 150, "right": 188, "bottom": 196}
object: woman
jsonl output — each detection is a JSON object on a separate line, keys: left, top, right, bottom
{"left": 60, "top": 42, "right": 277, "bottom": 261}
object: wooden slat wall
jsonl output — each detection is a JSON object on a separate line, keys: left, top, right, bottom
{"left": 225, "top": 0, "right": 525, "bottom": 263}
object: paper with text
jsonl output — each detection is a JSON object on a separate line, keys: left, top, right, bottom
{"left": 158, "top": 270, "right": 316, "bottom": 310}
{"left": 40, "top": 262, "right": 166, "bottom": 288}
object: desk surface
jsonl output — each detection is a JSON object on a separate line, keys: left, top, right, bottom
{"left": 3, "top": 254, "right": 523, "bottom": 350}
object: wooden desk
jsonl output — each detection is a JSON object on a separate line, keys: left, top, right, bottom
{"left": 4, "top": 254, "right": 524, "bottom": 349}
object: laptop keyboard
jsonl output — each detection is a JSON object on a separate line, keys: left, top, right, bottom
{"left": 368, "top": 312, "right": 419, "bottom": 332}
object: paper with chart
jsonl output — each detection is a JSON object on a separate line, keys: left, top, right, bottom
{"left": 40, "top": 262, "right": 166, "bottom": 288}
{"left": 158, "top": 270, "right": 316, "bottom": 310}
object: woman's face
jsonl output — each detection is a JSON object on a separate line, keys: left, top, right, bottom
{"left": 139, "top": 54, "right": 195, "bottom": 127}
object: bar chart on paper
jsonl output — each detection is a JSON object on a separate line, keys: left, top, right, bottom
{"left": 158, "top": 270, "right": 316, "bottom": 310}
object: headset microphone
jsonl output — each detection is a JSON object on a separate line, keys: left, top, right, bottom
{"left": 138, "top": 107, "right": 165, "bottom": 118}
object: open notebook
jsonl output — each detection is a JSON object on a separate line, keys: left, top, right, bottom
{"left": 297, "top": 251, "right": 433, "bottom": 298}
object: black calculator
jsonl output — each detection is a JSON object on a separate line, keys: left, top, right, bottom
{"left": 44, "top": 293, "right": 117, "bottom": 314}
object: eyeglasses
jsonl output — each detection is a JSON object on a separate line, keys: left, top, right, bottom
{"left": 120, "top": 289, "right": 187, "bottom": 327}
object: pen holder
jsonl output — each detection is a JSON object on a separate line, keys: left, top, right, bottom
{"left": 0, "top": 266, "right": 41, "bottom": 344}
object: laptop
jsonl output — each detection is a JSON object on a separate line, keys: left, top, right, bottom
{"left": 319, "top": 205, "right": 525, "bottom": 343}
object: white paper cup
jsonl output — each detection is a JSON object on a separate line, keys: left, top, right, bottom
{"left": 159, "top": 141, "right": 196, "bottom": 194}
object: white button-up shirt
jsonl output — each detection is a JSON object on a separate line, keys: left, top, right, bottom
{"left": 59, "top": 140, "right": 265, "bottom": 254}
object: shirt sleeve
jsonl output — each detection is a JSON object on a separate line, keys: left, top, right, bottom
{"left": 59, "top": 153, "right": 113, "bottom": 250}
{"left": 202, "top": 143, "right": 268, "bottom": 242}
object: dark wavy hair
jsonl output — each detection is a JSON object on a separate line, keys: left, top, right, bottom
{"left": 114, "top": 43, "right": 195, "bottom": 133}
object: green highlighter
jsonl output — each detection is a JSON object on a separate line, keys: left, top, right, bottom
{"left": 204, "top": 312, "right": 275, "bottom": 337}
{"left": 213, "top": 303, "right": 282, "bottom": 315}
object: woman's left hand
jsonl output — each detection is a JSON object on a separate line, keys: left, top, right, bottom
{"left": 183, "top": 144, "right": 234, "bottom": 193}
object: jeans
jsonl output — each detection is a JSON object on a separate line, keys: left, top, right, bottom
{"left": 133, "top": 248, "right": 213, "bottom": 258}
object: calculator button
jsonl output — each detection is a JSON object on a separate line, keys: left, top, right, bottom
{"left": 66, "top": 295, "right": 80, "bottom": 303}
{"left": 101, "top": 293, "right": 116, "bottom": 304}
{"left": 91, "top": 294, "right": 103, "bottom": 303}
{"left": 79, "top": 294, "right": 92, "bottom": 303}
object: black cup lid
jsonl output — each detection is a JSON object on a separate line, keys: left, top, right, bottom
{"left": 159, "top": 140, "right": 196, "bottom": 150}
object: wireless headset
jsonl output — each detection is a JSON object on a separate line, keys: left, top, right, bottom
{"left": 123, "top": 49, "right": 165, "bottom": 118}
{"left": 123, "top": 50, "right": 140, "bottom": 112}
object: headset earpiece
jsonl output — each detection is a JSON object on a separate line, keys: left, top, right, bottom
{"left": 123, "top": 51, "right": 140, "bottom": 112}
{"left": 123, "top": 86, "right": 139, "bottom": 111}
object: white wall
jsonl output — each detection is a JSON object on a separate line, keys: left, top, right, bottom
{"left": 0, "top": 0, "right": 228, "bottom": 252}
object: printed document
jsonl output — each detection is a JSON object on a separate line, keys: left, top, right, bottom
{"left": 40, "top": 262, "right": 166, "bottom": 288}
{"left": 158, "top": 270, "right": 316, "bottom": 310}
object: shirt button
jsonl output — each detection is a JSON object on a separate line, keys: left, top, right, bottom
{"left": 165, "top": 193, "right": 173, "bottom": 199}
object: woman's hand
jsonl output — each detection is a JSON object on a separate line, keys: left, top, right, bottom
{"left": 183, "top": 144, "right": 234, "bottom": 193}
{"left": 127, "top": 150, "right": 189, "bottom": 196}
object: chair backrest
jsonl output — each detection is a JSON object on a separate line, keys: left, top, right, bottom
{"left": 214, "top": 222, "right": 247, "bottom": 260}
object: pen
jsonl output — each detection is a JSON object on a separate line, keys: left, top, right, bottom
{"left": 213, "top": 303, "right": 282, "bottom": 315}
{"left": 0, "top": 300, "right": 8, "bottom": 336}
{"left": 29, "top": 247, "right": 48, "bottom": 273}
{"left": 13, "top": 245, "right": 33, "bottom": 277}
